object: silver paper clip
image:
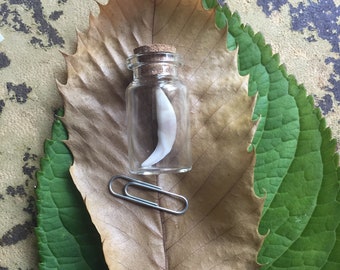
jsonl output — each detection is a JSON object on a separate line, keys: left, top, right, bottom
{"left": 108, "top": 175, "right": 188, "bottom": 215}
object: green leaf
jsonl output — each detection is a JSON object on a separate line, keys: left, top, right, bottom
{"left": 215, "top": 6, "right": 228, "bottom": 29}
{"left": 35, "top": 111, "right": 108, "bottom": 270}
{"left": 202, "top": 0, "right": 217, "bottom": 10}
{"left": 207, "top": 2, "right": 340, "bottom": 269}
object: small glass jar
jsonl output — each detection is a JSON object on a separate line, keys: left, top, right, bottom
{"left": 126, "top": 44, "right": 192, "bottom": 175}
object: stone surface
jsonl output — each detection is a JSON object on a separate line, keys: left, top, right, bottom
{"left": 0, "top": 0, "right": 338, "bottom": 269}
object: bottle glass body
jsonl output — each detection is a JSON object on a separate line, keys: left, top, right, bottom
{"left": 126, "top": 52, "right": 191, "bottom": 175}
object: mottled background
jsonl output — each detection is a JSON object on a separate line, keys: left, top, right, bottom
{"left": 0, "top": 0, "right": 339, "bottom": 269}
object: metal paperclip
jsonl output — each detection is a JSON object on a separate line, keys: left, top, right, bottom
{"left": 108, "top": 175, "right": 188, "bottom": 215}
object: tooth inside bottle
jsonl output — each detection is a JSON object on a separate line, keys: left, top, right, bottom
{"left": 142, "top": 87, "right": 177, "bottom": 167}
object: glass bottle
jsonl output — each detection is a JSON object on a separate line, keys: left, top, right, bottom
{"left": 126, "top": 44, "right": 192, "bottom": 175}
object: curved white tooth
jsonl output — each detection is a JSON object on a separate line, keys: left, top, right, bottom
{"left": 142, "top": 87, "right": 177, "bottom": 167}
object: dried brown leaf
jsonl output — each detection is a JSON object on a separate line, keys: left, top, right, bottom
{"left": 58, "top": 0, "right": 264, "bottom": 269}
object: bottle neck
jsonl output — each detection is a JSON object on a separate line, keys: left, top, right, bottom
{"left": 127, "top": 52, "right": 182, "bottom": 80}
{"left": 132, "top": 63, "right": 179, "bottom": 80}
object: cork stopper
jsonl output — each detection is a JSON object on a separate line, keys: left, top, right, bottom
{"left": 134, "top": 44, "right": 176, "bottom": 54}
